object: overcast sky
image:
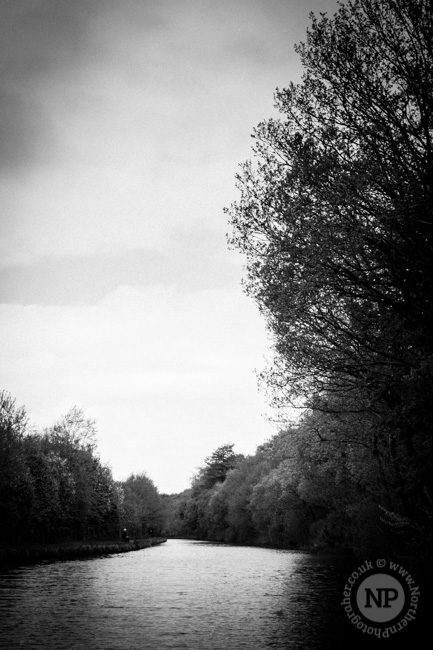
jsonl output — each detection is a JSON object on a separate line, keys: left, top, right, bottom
{"left": 1, "top": 0, "right": 339, "bottom": 493}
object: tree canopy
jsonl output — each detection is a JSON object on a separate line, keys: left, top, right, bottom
{"left": 0, "top": 391, "right": 165, "bottom": 544}
{"left": 228, "top": 0, "right": 432, "bottom": 410}
{"left": 227, "top": 0, "right": 433, "bottom": 548}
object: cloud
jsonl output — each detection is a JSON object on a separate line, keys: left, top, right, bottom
{"left": 0, "top": 0, "right": 315, "bottom": 267}
{"left": 0, "top": 0, "right": 104, "bottom": 170}
{"left": 0, "top": 0, "right": 340, "bottom": 492}
{"left": 0, "top": 233, "right": 244, "bottom": 305}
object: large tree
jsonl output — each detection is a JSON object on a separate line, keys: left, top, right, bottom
{"left": 227, "top": 0, "right": 433, "bottom": 540}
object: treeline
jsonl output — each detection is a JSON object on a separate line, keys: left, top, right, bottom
{"left": 0, "top": 391, "right": 165, "bottom": 544}
{"left": 166, "top": 417, "right": 432, "bottom": 562}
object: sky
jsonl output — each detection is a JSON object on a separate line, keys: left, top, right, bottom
{"left": 0, "top": 0, "right": 339, "bottom": 494}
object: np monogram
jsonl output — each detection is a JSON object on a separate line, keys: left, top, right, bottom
{"left": 364, "top": 587, "right": 399, "bottom": 609}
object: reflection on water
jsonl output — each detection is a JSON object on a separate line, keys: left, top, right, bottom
{"left": 0, "top": 540, "right": 426, "bottom": 649}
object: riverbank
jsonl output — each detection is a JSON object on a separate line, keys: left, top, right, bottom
{"left": 0, "top": 537, "right": 167, "bottom": 566}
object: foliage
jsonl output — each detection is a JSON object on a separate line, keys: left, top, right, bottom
{"left": 228, "top": 0, "right": 433, "bottom": 410}
{"left": 0, "top": 391, "right": 32, "bottom": 539}
{"left": 0, "top": 392, "right": 162, "bottom": 545}
{"left": 120, "top": 473, "right": 165, "bottom": 537}
{"left": 224, "top": 0, "right": 433, "bottom": 558}
{"left": 192, "top": 443, "right": 244, "bottom": 491}
{"left": 164, "top": 397, "right": 431, "bottom": 557}
{"left": 161, "top": 490, "right": 192, "bottom": 537}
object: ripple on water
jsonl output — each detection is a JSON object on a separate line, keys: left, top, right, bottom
{"left": 1, "top": 540, "right": 421, "bottom": 649}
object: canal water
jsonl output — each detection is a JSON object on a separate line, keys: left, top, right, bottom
{"left": 0, "top": 539, "right": 428, "bottom": 648}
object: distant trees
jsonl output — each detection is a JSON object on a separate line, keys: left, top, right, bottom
{"left": 0, "top": 396, "right": 121, "bottom": 543}
{"left": 0, "top": 391, "right": 164, "bottom": 545}
{"left": 164, "top": 420, "right": 410, "bottom": 556}
{"left": 226, "top": 0, "right": 433, "bottom": 559}
{"left": 120, "top": 473, "right": 165, "bottom": 538}
{"left": 35, "top": 407, "right": 120, "bottom": 541}
{"left": 165, "top": 438, "right": 307, "bottom": 547}
{"left": 164, "top": 444, "right": 244, "bottom": 540}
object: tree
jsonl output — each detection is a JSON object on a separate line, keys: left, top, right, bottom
{"left": 228, "top": 0, "right": 432, "bottom": 407}
{"left": 0, "top": 395, "right": 121, "bottom": 543}
{"left": 0, "top": 391, "right": 31, "bottom": 540}
{"left": 221, "top": 453, "right": 272, "bottom": 543}
{"left": 23, "top": 436, "right": 76, "bottom": 541}
{"left": 161, "top": 490, "right": 192, "bottom": 537}
{"left": 165, "top": 444, "right": 244, "bottom": 540}
{"left": 41, "top": 407, "right": 110, "bottom": 539}
{"left": 195, "top": 443, "right": 243, "bottom": 490}
{"left": 120, "top": 473, "right": 164, "bottom": 537}
{"left": 227, "top": 0, "right": 433, "bottom": 551}
{"left": 47, "top": 406, "right": 98, "bottom": 453}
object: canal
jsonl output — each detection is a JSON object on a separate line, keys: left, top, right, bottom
{"left": 0, "top": 539, "right": 428, "bottom": 648}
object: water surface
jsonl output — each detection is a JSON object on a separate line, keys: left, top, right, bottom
{"left": 0, "top": 539, "right": 426, "bottom": 648}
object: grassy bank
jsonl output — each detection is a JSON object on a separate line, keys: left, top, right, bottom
{"left": 0, "top": 537, "right": 167, "bottom": 566}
